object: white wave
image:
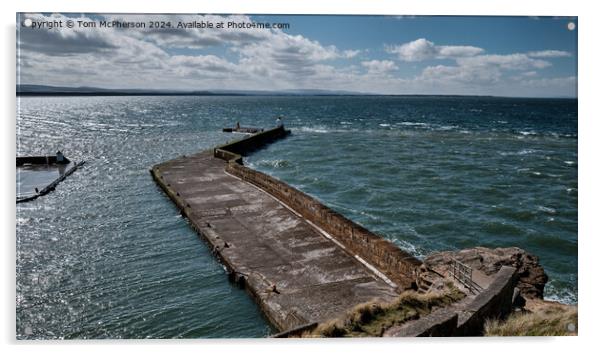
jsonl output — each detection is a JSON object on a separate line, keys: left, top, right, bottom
{"left": 537, "top": 206, "right": 557, "bottom": 214}
{"left": 298, "top": 126, "right": 329, "bottom": 133}
{"left": 257, "top": 159, "right": 290, "bottom": 168}
{"left": 564, "top": 161, "right": 576, "bottom": 165}
{"left": 398, "top": 121, "right": 428, "bottom": 127}
{"left": 397, "top": 122, "right": 459, "bottom": 131}
{"left": 359, "top": 210, "right": 380, "bottom": 221}
{"left": 550, "top": 132, "right": 577, "bottom": 139}
{"left": 518, "top": 131, "right": 538, "bottom": 136}
{"left": 544, "top": 288, "right": 577, "bottom": 305}
{"left": 500, "top": 149, "right": 536, "bottom": 156}
{"left": 518, "top": 149, "right": 536, "bottom": 155}
{"left": 437, "top": 125, "right": 459, "bottom": 131}
{"left": 379, "top": 123, "right": 391, "bottom": 127}
{"left": 339, "top": 121, "right": 353, "bottom": 125}
{"left": 390, "top": 238, "right": 421, "bottom": 258}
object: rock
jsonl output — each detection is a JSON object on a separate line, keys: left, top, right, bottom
{"left": 422, "top": 247, "right": 548, "bottom": 299}
{"left": 523, "top": 297, "right": 575, "bottom": 313}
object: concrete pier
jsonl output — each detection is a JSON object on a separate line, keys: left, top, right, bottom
{"left": 151, "top": 126, "right": 421, "bottom": 332}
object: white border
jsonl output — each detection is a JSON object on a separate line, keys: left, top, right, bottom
{"left": 2, "top": 1, "right": 598, "bottom": 353}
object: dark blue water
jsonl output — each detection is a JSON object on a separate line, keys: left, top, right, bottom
{"left": 16, "top": 96, "right": 577, "bottom": 339}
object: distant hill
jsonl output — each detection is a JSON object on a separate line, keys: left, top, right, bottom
{"left": 16, "top": 84, "right": 370, "bottom": 96}
{"left": 16, "top": 84, "right": 576, "bottom": 99}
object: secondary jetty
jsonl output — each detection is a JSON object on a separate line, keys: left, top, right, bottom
{"left": 151, "top": 126, "right": 562, "bottom": 336}
{"left": 16, "top": 152, "right": 85, "bottom": 203}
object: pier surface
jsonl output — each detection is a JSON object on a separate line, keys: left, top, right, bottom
{"left": 151, "top": 126, "right": 421, "bottom": 332}
{"left": 151, "top": 127, "right": 534, "bottom": 337}
{"left": 152, "top": 151, "right": 400, "bottom": 331}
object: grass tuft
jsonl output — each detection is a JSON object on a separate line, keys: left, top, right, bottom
{"left": 484, "top": 303, "right": 577, "bottom": 336}
{"left": 301, "top": 283, "right": 465, "bottom": 338}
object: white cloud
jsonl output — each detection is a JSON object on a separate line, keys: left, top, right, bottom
{"left": 527, "top": 50, "right": 572, "bottom": 58}
{"left": 384, "top": 39, "right": 571, "bottom": 94}
{"left": 418, "top": 53, "right": 551, "bottom": 86}
{"left": 18, "top": 13, "right": 118, "bottom": 55}
{"left": 342, "top": 49, "right": 361, "bottom": 58}
{"left": 106, "top": 14, "right": 273, "bottom": 49}
{"left": 420, "top": 64, "right": 502, "bottom": 85}
{"left": 386, "top": 38, "right": 484, "bottom": 62}
{"left": 168, "top": 55, "right": 242, "bottom": 80}
{"left": 18, "top": 13, "right": 367, "bottom": 90}
{"left": 523, "top": 76, "right": 577, "bottom": 88}
{"left": 16, "top": 15, "right": 576, "bottom": 97}
{"left": 456, "top": 54, "right": 551, "bottom": 70}
{"left": 361, "top": 60, "right": 398, "bottom": 75}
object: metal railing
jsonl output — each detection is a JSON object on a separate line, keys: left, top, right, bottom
{"left": 450, "top": 259, "right": 483, "bottom": 294}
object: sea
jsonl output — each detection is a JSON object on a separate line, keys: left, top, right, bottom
{"left": 16, "top": 95, "right": 577, "bottom": 339}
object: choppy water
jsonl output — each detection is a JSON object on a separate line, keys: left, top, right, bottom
{"left": 16, "top": 96, "right": 577, "bottom": 339}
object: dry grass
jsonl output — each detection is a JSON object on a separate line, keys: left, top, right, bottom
{"left": 301, "top": 283, "right": 465, "bottom": 338}
{"left": 484, "top": 302, "right": 577, "bottom": 336}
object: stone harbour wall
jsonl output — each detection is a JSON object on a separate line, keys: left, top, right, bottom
{"left": 215, "top": 126, "right": 422, "bottom": 289}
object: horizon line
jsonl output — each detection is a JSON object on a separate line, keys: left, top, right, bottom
{"left": 16, "top": 84, "right": 578, "bottom": 100}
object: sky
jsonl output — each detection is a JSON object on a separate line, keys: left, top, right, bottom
{"left": 16, "top": 13, "right": 578, "bottom": 97}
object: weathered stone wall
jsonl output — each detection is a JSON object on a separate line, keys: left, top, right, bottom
{"left": 214, "top": 126, "right": 422, "bottom": 289}
{"left": 214, "top": 125, "right": 290, "bottom": 160}
{"left": 456, "top": 266, "right": 517, "bottom": 335}
{"left": 213, "top": 148, "right": 242, "bottom": 164}
{"left": 385, "top": 266, "right": 518, "bottom": 337}
{"left": 384, "top": 308, "right": 459, "bottom": 337}
{"left": 224, "top": 163, "right": 421, "bottom": 289}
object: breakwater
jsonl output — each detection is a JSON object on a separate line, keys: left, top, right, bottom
{"left": 151, "top": 126, "right": 422, "bottom": 332}
{"left": 214, "top": 127, "right": 421, "bottom": 289}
